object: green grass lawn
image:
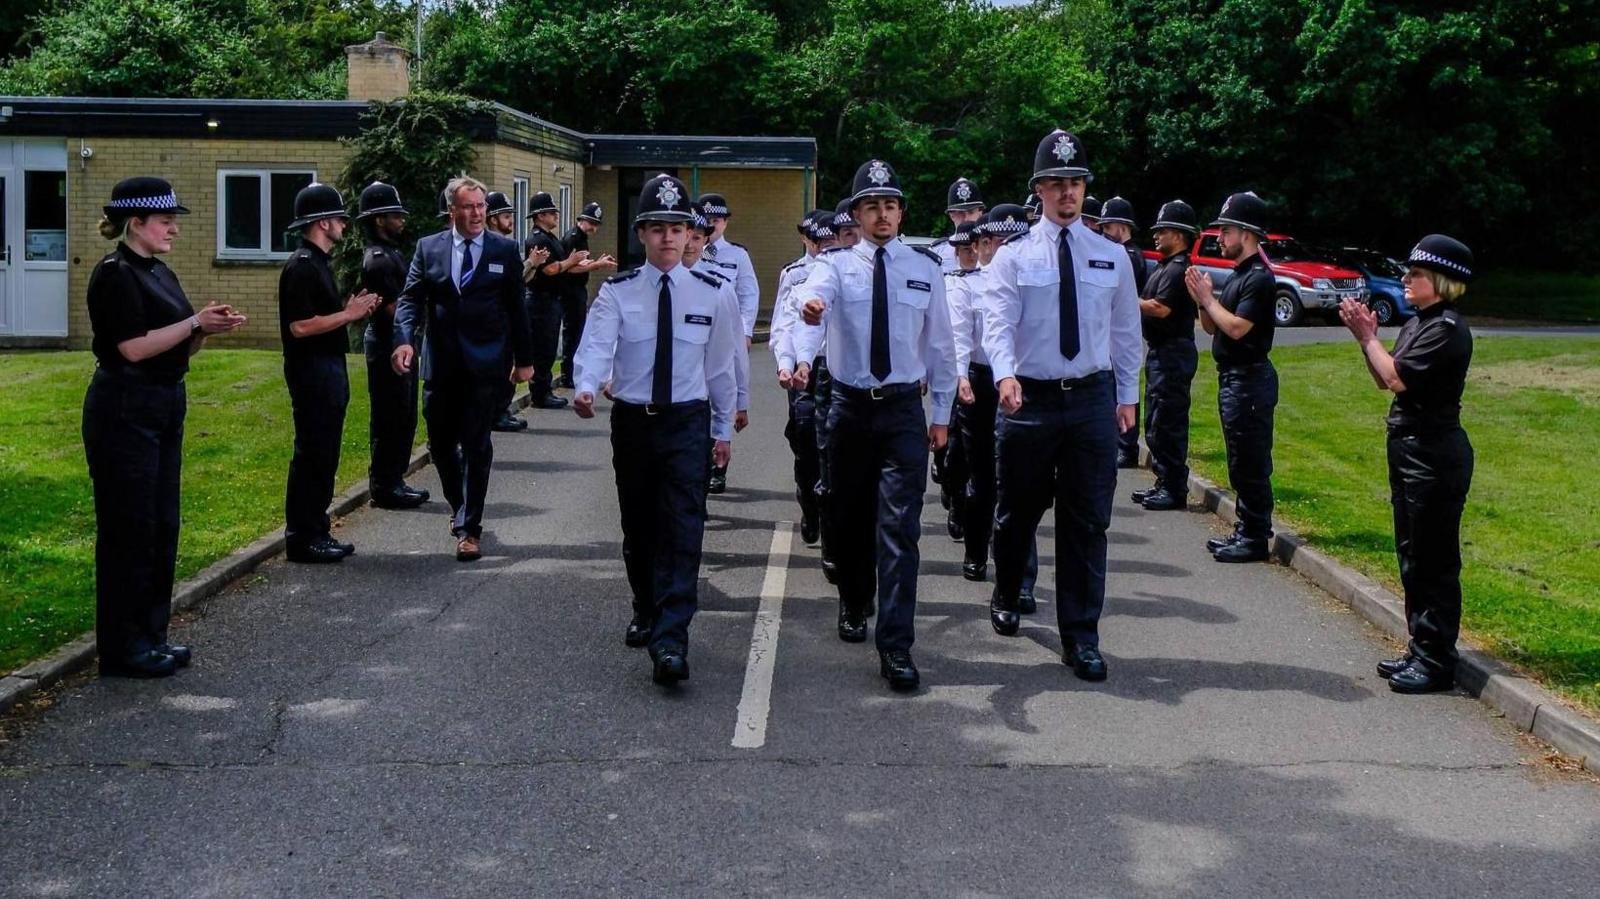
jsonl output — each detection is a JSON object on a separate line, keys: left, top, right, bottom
{"left": 1470, "top": 270, "right": 1600, "bottom": 323}
{"left": 0, "top": 350, "right": 396, "bottom": 673}
{"left": 1186, "top": 336, "right": 1600, "bottom": 712}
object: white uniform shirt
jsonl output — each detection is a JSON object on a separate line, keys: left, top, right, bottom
{"left": 978, "top": 215, "right": 1142, "bottom": 404}
{"left": 933, "top": 240, "right": 959, "bottom": 276}
{"left": 770, "top": 253, "right": 818, "bottom": 373}
{"left": 706, "top": 236, "right": 759, "bottom": 338}
{"left": 791, "top": 238, "right": 958, "bottom": 426}
{"left": 573, "top": 261, "right": 741, "bottom": 440}
{"left": 692, "top": 258, "right": 751, "bottom": 412}
{"left": 946, "top": 266, "right": 989, "bottom": 371}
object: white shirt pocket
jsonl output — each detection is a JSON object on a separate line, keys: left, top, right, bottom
{"left": 619, "top": 303, "right": 653, "bottom": 342}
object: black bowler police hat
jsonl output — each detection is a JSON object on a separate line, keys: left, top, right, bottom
{"left": 946, "top": 177, "right": 984, "bottom": 212}
{"left": 1406, "top": 234, "right": 1475, "bottom": 283}
{"left": 355, "top": 181, "right": 405, "bottom": 220}
{"left": 485, "top": 191, "right": 516, "bottom": 217}
{"left": 797, "top": 208, "right": 827, "bottom": 237}
{"left": 1151, "top": 199, "right": 1199, "bottom": 235}
{"left": 288, "top": 182, "right": 349, "bottom": 230}
{"left": 1099, "top": 196, "right": 1135, "bottom": 227}
{"left": 1081, "top": 195, "right": 1102, "bottom": 222}
{"left": 579, "top": 202, "right": 603, "bottom": 224}
{"left": 979, "top": 203, "right": 1030, "bottom": 237}
{"left": 1210, "top": 191, "right": 1269, "bottom": 236}
{"left": 103, "top": 176, "right": 190, "bottom": 217}
{"left": 948, "top": 221, "right": 979, "bottom": 246}
{"left": 526, "top": 191, "right": 558, "bottom": 217}
{"left": 806, "top": 209, "right": 836, "bottom": 241}
{"left": 849, "top": 159, "right": 904, "bottom": 206}
{"left": 636, "top": 174, "right": 695, "bottom": 224}
{"left": 833, "top": 199, "right": 857, "bottom": 230}
{"left": 1023, "top": 193, "right": 1042, "bottom": 219}
{"left": 698, "top": 193, "right": 730, "bottom": 217}
{"left": 1030, "top": 129, "right": 1092, "bottom": 185}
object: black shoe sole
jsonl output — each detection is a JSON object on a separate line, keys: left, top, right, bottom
{"left": 962, "top": 568, "right": 986, "bottom": 582}
{"left": 1071, "top": 665, "right": 1108, "bottom": 682}
{"left": 652, "top": 667, "right": 688, "bottom": 685}
{"left": 1017, "top": 595, "right": 1037, "bottom": 615}
{"left": 1388, "top": 677, "right": 1454, "bottom": 694}
{"left": 838, "top": 625, "right": 867, "bottom": 644}
{"left": 1141, "top": 498, "right": 1186, "bottom": 511}
{"left": 99, "top": 662, "right": 177, "bottom": 678}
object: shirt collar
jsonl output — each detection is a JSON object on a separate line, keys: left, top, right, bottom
{"left": 116, "top": 241, "right": 160, "bottom": 271}
{"left": 1417, "top": 301, "right": 1451, "bottom": 319}
{"left": 855, "top": 236, "right": 903, "bottom": 261}
{"left": 298, "top": 237, "right": 330, "bottom": 260}
{"left": 644, "top": 260, "right": 685, "bottom": 287}
{"left": 1033, "top": 215, "right": 1066, "bottom": 243}
{"left": 1233, "top": 251, "right": 1267, "bottom": 273}
{"left": 452, "top": 228, "right": 480, "bottom": 248}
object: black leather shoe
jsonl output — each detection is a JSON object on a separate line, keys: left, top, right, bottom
{"left": 1376, "top": 653, "right": 1415, "bottom": 679}
{"left": 1388, "top": 663, "right": 1454, "bottom": 694}
{"left": 625, "top": 615, "right": 655, "bottom": 649}
{"left": 1066, "top": 643, "right": 1108, "bottom": 681}
{"left": 100, "top": 650, "right": 178, "bottom": 679}
{"left": 287, "top": 541, "right": 345, "bottom": 564}
{"left": 800, "top": 513, "right": 820, "bottom": 546}
{"left": 1130, "top": 486, "right": 1157, "bottom": 504}
{"left": 1017, "top": 587, "right": 1037, "bottom": 615}
{"left": 157, "top": 643, "right": 192, "bottom": 668}
{"left": 318, "top": 535, "right": 355, "bottom": 557}
{"left": 1212, "top": 538, "right": 1270, "bottom": 563}
{"left": 651, "top": 649, "right": 689, "bottom": 685}
{"left": 492, "top": 412, "right": 528, "bottom": 432}
{"left": 555, "top": 373, "right": 575, "bottom": 389}
{"left": 821, "top": 556, "right": 839, "bottom": 585}
{"left": 708, "top": 467, "right": 728, "bottom": 494}
{"left": 838, "top": 604, "right": 867, "bottom": 643}
{"left": 947, "top": 508, "right": 964, "bottom": 542}
{"left": 372, "top": 486, "right": 429, "bottom": 509}
{"left": 879, "top": 650, "right": 920, "bottom": 691}
{"left": 990, "top": 594, "right": 1020, "bottom": 636}
{"left": 1116, "top": 451, "right": 1140, "bottom": 469}
{"left": 962, "top": 560, "right": 986, "bottom": 582}
{"left": 1206, "top": 532, "right": 1242, "bottom": 552}
{"left": 534, "top": 394, "right": 569, "bottom": 410}
{"left": 1140, "top": 487, "right": 1185, "bottom": 511}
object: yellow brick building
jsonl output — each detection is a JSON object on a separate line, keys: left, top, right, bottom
{"left": 0, "top": 34, "right": 818, "bottom": 350}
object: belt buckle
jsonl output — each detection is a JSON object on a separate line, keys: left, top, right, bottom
{"left": 869, "top": 386, "right": 885, "bottom": 401}
{"left": 644, "top": 403, "right": 660, "bottom": 416}
{"left": 1058, "top": 378, "right": 1074, "bottom": 391}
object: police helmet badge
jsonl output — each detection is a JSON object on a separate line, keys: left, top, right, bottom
{"left": 656, "top": 182, "right": 681, "bottom": 210}
{"left": 956, "top": 180, "right": 973, "bottom": 202}
{"left": 867, "top": 161, "right": 891, "bottom": 186}
{"left": 1053, "top": 135, "right": 1077, "bottom": 165}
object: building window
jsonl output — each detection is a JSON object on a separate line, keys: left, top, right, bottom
{"left": 558, "top": 183, "right": 572, "bottom": 233}
{"left": 23, "top": 170, "right": 67, "bottom": 262}
{"left": 217, "top": 168, "right": 315, "bottom": 259}
{"left": 513, "top": 176, "right": 530, "bottom": 245}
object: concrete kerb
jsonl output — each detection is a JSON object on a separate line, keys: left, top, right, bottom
{"left": 1173, "top": 453, "right": 1600, "bottom": 774}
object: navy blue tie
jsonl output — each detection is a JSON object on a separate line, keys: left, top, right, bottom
{"left": 654, "top": 274, "right": 673, "bottom": 407}
{"left": 459, "top": 238, "right": 475, "bottom": 291}
{"left": 870, "top": 247, "right": 891, "bottom": 381}
{"left": 1058, "top": 229, "right": 1080, "bottom": 360}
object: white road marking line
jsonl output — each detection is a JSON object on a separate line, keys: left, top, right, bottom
{"left": 732, "top": 523, "right": 794, "bottom": 750}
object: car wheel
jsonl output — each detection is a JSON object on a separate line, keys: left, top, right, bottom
{"left": 1370, "top": 294, "right": 1397, "bottom": 326}
{"left": 1273, "top": 288, "right": 1304, "bottom": 327}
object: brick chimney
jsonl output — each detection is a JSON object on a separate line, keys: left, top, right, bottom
{"left": 345, "top": 32, "right": 412, "bottom": 101}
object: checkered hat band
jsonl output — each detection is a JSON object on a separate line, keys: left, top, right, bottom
{"left": 811, "top": 225, "right": 835, "bottom": 239}
{"left": 701, "top": 204, "right": 729, "bottom": 216}
{"left": 981, "top": 220, "right": 1027, "bottom": 234}
{"left": 109, "top": 193, "right": 181, "bottom": 210}
{"left": 1409, "top": 249, "right": 1471, "bottom": 277}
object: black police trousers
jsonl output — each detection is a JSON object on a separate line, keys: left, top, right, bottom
{"left": 285, "top": 354, "right": 350, "bottom": 548}
{"left": 811, "top": 356, "right": 836, "bottom": 559}
{"left": 1144, "top": 337, "right": 1198, "bottom": 494}
{"left": 1388, "top": 426, "right": 1473, "bottom": 673}
{"left": 827, "top": 385, "right": 928, "bottom": 652}
{"left": 993, "top": 373, "right": 1117, "bottom": 646}
{"left": 83, "top": 369, "right": 184, "bottom": 661}
{"left": 526, "top": 290, "right": 562, "bottom": 401}
{"left": 422, "top": 375, "right": 502, "bottom": 538}
{"left": 1217, "top": 361, "right": 1277, "bottom": 541}
{"left": 364, "top": 325, "right": 419, "bottom": 492}
{"left": 611, "top": 400, "right": 713, "bottom": 653}
{"left": 933, "top": 397, "right": 966, "bottom": 514}
{"left": 957, "top": 364, "right": 1038, "bottom": 588}
{"left": 559, "top": 284, "right": 588, "bottom": 382}
{"left": 784, "top": 386, "right": 820, "bottom": 523}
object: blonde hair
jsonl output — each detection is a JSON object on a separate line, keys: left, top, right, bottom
{"left": 98, "top": 214, "right": 132, "bottom": 241}
{"left": 1429, "top": 270, "right": 1467, "bottom": 303}
{"left": 445, "top": 175, "right": 487, "bottom": 205}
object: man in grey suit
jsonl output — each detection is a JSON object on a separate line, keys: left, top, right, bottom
{"left": 392, "top": 176, "right": 535, "bottom": 561}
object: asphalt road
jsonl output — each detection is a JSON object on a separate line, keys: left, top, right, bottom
{"left": 3, "top": 347, "right": 1598, "bottom": 897}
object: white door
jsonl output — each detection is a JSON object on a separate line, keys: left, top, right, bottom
{"left": 1, "top": 140, "right": 68, "bottom": 337}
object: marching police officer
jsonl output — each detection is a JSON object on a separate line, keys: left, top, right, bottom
{"left": 1129, "top": 200, "right": 1200, "bottom": 512}
{"left": 685, "top": 207, "right": 750, "bottom": 439}
{"left": 483, "top": 190, "right": 531, "bottom": 433}
{"left": 1338, "top": 235, "right": 1477, "bottom": 694}
{"left": 1100, "top": 196, "right": 1150, "bottom": 468}
{"left": 980, "top": 130, "right": 1143, "bottom": 681}
{"left": 771, "top": 210, "right": 834, "bottom": 544}
{"left": 939, "top": 220, "right": 980, "bottom": 542}
{"left": 571, "top": 174, "right": 741, "bottom": 686}
{"left": 933, "top": 177, "right": 986, "bottom": 274}
{"left": 1023, "top": 193, "right": 1042, "bottom": 225}
{"left": 356, "top": 181, "right": 431, "bottom": 507}
{"left": 1186, "top": 191, "right": 1279, "bottom": 562}
{"left": 279, "top": 183, "right": 377, "bottom": 564}
{"left": 85, "top": 177, "right": 248, "bottom": 677}
{"left": 557, "top": 202, "right": 615, "bottom": 389}
{"left": 808, "top": 199, "right": 860, "bottom": 584}
{"left": 793, "top": 159, "right": 957, "bottom": 691}
{"left": 698, "top": 193, "right": 759, "bottom": 494}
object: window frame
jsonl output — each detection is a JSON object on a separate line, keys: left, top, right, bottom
{"left": 558, "top": 183, "right": 572, "bottom": 234}
{"left": 215, "top": 167, "right": 317, "bottom": 260}
{"left": 513, "top": 176, "right": 530, "bottom": 246}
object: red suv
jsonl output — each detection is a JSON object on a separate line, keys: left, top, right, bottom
{"left": 1144, "top": 229, "right": 1368, "bottom": 326}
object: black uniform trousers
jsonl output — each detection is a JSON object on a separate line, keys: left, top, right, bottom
{"left": 83, "top": 369, "right": 184, "bottom": 660}
{"left": 826, "top": 384, "right": 928, "bottom": 652}
{"left": 784, "top": 386, "right": 821, "bottom": 521}
{"left": 957, "top": 363, "right": 1039, "bottom": 588}
{"left": 934, "top": 398, "right": 967, "bottom": 514}
{"left": 526, "top": 289, "right": 562, "bottom": 401}
{"left": 1217, "top": 361, "right": 1278, "bottom": 541}
{"left": 611, "top": 400, "right": 713, "bottom": 653}
{"left": 559, "top": 283, "right": 588, "bottom": 380}
{"left": 284, "top": 354, "right": 350, "bottom": 548}
{"left": 811, "top": 356, "right": 836, "bottom": 558}
{"left": 364, "top": 324, "right": 419, "bottom": 491}
{"left": 1144, "top": 337, "right": 1199, "bottom": 494}
{"left": 422, "top": 375, "right": 503, "bottom": 538}
{"left": 992, "top": 373, "right": 1117, "bottom": 646}
{"left": 1388, "top": 426, "right": 1472, "bottom": 673}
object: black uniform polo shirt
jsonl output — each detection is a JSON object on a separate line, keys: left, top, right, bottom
{"left": 523, "top": 226, "right": 568, "bottom": 297}
{"left": 1142, "top": 250, "right": 1195, "bottom": 343}
{"left": 1387, "top": 302, "right": 1472, "bottom": 432}
{"left": 360, "top": 237, "right": 407, "bottom": 343}
{"left": 87, "top": 242, "right": 196, "bottom": 381}
{"left": 1211, "top": 253, "right": 1276, "bottom": 368}
{"left": 560, "top": 225, "right": 590, "bottom": 296}
{"left": 278, "top": 238, "right": 347, "bottom": 357}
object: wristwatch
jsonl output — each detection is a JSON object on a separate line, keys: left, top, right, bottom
{"left": 189, "top": 315, "right": 202, "bottom": 333}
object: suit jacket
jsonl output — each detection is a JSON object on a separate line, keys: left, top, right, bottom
{"left": 393, "top": 229, "right": 534, "bottom": 384}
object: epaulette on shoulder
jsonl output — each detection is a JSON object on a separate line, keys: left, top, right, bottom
{"left": 101, "top": 252, "right": 120, "bottom": 267}
{"left": 822, "top": 246, "right": 849, "bottom": 255}
{"left": 949, "top": 268, "right": 971, "bottom": 278}
{"left": 1442, "top": 310, "right": 1461, "bottom": 327}
{"left": 932, "top": 238, "right": 949, "bottom": 248}
{"left": 727, "top": 240, "right": 748, "bottom": 251}
{"left": 911, "top": 245, "right": 941, "bottom": 264}
{"left": 780, "top": 260, "right": 805, "bottom": 275}
{"left": 691, "top": 269, "right": 725, "bottom": 289}
{"left": 606, "top": 268, "right": 642, "bottom": 284}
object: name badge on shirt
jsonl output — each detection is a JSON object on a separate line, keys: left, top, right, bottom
{"left": 684, "top": 314, "right": 713, "bottom": 326}
{"left": 488, "top": 263, "right": 505, "bottom": 274}
{"left": 1088, "top": 259, "right": 1115, "bottom": 270}
{"left": 905, "top": 280, "right": 932, "bottom": 292}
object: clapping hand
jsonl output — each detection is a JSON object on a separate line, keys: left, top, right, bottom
{"left": 1339, "top": 297, "right": 1379, "bottom": 342}
{"left": 1184, "top": 267, "right": 1216, "bottom": 307}
{"left": 196, "top": 302, "right": 247, "bottom": 333}
{"left": 343, "top": 289, "right": 379, "bottom": 321}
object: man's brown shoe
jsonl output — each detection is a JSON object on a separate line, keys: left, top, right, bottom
{"left": 456, "top": 535, "right": 482, "bottom": 562}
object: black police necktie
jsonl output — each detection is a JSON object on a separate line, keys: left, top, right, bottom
{"left": 459, "top": 238, "right": 475, "bottom": 291}
{"left": 653, "top": 274, "right": 673, "bottom": 407}
{"left": 870, "top": 246, "right": 891, "bottom": 381}
{"left": 1057, "top": 228, "right": 1080, "bottom": 360}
